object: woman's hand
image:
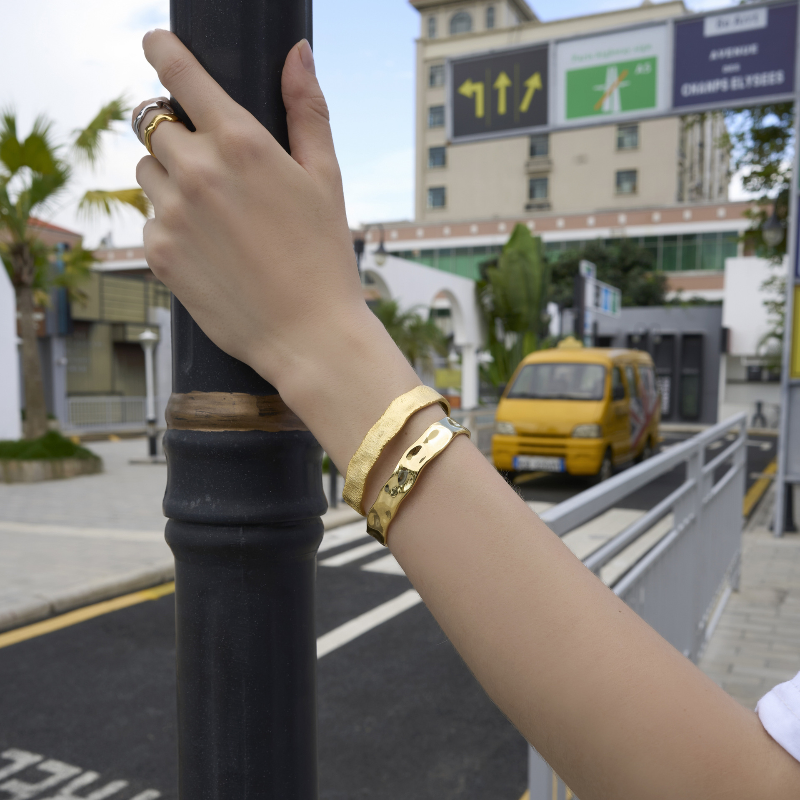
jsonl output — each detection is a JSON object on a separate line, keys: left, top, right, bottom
{"left": 134, "top": 30, "right": 367, "bottom": 392}
{"left": 133, "top": 30, "right": 422, "bottom": 475}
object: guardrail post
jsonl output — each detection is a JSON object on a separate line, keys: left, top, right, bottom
{"left": 163, "top": 2, "right": 325, "bottom": 799}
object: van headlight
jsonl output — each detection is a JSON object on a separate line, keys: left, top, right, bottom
{"left": 572, "top": 424, "right": 602, "bottom": 438}
{"left": 494, "top": 421, "right": 517, "bottom": 436}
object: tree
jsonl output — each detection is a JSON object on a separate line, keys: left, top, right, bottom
{"left": 0, "top": 102, "right": 150, "bottom": 439}
{"left": 725, "top": 103, "right": 794, "bottom": 368}
{"left": 549, "top": 239, "right": 667, "bottom": 310}
{"left": 370, "top": 299, "right": 447, "bottom": 373}
{"left": 477, "top": 224, "right": 550, "bottom": 387}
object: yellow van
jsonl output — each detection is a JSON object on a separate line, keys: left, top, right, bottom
{"left": 492, "top": 340, "right": 661, "bottom": 482}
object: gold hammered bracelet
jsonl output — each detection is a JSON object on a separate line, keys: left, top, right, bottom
{"left": 343, "top": 386, "right": 450, "bottom": 515}
{"left": 366, "top": 416, "right": 470, "bottom": 546}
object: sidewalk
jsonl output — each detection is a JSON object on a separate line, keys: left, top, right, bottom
{"left": 698, "top": 486, "right": 800, "bottom": 710}
{"left": 0, "top": 438, "right": 360, "bottom": 632}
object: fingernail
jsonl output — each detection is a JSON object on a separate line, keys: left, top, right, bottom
{"left": 299, "top": 39, "right": 315, "bottom": 75}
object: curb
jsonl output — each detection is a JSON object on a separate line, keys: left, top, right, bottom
{"left": 0, "top": 562, "right": 174, "bottom": 635}
{"left": 0, "top": 508, "right": 363, "bottom": 636}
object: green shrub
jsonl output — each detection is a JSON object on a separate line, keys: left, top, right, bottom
{"left": 0, "top": 431, "right": 99, "bottom": 461}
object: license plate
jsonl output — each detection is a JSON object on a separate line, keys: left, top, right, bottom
{"left": 513, "top": 456, "right": 564, "bottom": 472}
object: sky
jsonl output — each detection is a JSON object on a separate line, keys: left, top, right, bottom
{"left": 0, "top": 0, "right": 743, "bottom": 248}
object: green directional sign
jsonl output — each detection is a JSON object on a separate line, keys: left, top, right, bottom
{"left": 555, "top": 24, "right": 669, "bottom": 126}
{"left": 566, "top": 57, "right": 657, "bottom": 120}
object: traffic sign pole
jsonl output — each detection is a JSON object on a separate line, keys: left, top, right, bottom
{"left": 164, "top": 1, "right": 326, "bottom": 797}
{"left": 773, "top": 3, "right": 800, "bottom": 536}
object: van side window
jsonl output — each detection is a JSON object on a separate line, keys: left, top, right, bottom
{"left": 625, "top": 366, "right": 639, "bottom": 399}
{"left": 612, "top": 367, "right": 626, "bottom": 401}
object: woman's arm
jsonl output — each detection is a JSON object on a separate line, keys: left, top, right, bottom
{"left": 135, "top": 30, "right": 800, "bottom": 799}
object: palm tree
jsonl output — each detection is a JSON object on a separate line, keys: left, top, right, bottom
{"left": 370, "top": 299, "right": 448, "bottom": 373}
{"left": 0, "top": 100, "right": 150, "bottom": 439}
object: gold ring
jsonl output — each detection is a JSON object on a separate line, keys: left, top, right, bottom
{"left": 143, "top": 113, "right": 181, "bottom": 157}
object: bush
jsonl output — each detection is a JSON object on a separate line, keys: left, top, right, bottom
{"left": 0, "top": 431, "right": 99, "bottom": 461}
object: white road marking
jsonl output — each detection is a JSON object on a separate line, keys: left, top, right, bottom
{"left": 318, "top": 521, "right": 369, "bottom": 553}
{"left": 316, "top": 589, "right": 422, "bottom": 659}
{"left": 319, "top": 540, "right": 384, "bottom": 567}
{"left": 561, "top": 508, "right": 645, "bottom": 561}
{"left": 708, "top": 440, "right": 724, "bottom": 451}
{"left": 362, "top": 554, "right": 406, "bottom": 576}
{"left": 0, "top": 750, "right": 160, "bottom": 800}
{"left": 747, "top": 439, "right": 772, "bottom": 452}
{"left": 0, "top": 521, "right": 163, "bottom": 543}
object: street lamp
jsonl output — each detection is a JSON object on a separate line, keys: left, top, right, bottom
{"left": 354, "top": 223, "right": 388, "bottom": 271}
{"left": 137, "top": 329, "right": 158, "bottom": 458}
{"left": 762, "top": 208, "right": 785, "bottom": 248}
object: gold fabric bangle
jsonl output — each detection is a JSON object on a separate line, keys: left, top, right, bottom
{"left": 366, "top": 416, "right": 470, "bottom": 546}
{"left": 343, "top": 386, "right": 450, "bottom": 515}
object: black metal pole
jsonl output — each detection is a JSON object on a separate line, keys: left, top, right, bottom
{"left": 572, "top": 272, "right": 585, "bottom": 341}
{"left": 163, "top": 2, "right": 325, "bottom": 799}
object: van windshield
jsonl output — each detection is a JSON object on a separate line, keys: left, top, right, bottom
{"left": 507, "top": 363, "right": 607, "bottom": 401}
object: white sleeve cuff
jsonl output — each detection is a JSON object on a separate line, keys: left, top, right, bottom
{"left": 756, "top": 670, "right": 800, "bottom": 763}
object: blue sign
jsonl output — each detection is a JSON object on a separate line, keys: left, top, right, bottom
{"left": 673, "top": 2, "right": 797, "bottom": 109}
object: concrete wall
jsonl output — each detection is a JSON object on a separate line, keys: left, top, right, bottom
{"left": 722, "top": 256, "right": 783, "bottom": 356}
{"left": 0, "top": 267, "right": 21, "bottom": 440}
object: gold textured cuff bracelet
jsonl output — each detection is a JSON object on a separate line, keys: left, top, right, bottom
{"left": 366, "top": 416, "right": 470, "bottom": 546}
{"left": 343, "top": 386, "right": 450, "bottom": 515}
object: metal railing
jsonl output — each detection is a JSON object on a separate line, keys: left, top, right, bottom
{"left": 529, "top": 413, "right": 747, "bottom": 800}
{"left": 65, "top": 396, "right": 154, "bottom": 431}
{"left": 451, "top": 406, "right": 497, "bottom": 455}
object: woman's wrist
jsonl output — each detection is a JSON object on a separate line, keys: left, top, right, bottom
{"left": 270, "top": 308, "right": 424, "bottom": 475}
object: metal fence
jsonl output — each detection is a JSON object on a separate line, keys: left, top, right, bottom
{"left": 529, "top": 413, "right": 747, "bottom": 800}
{"left": 65, "top": 396, "right": 149, "bottom": 432}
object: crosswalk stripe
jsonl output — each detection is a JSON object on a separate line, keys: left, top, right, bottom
{"left": 318, "top": 522, "right": 369, "bottom": 553}
{"left": 362, "top": 554, "right": 405, "bottom": 576}
{"left": 317, "top": 589, "right": 422, "bottom": 659}
{"left": 319, "top": 540, "right": 385, "bottom": 567}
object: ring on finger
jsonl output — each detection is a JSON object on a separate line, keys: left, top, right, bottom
{"left": 133, "top": 100, "right": 174, "bottom": 140}
{"left": 143, "top": 113, "right": 182, "bottom": 157}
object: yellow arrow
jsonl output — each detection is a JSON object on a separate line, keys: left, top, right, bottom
{"left": 458, "top": 78, "right": 485, "bottom": 119}
{"left": 493, "top": 71, "right": 512, "bottom": 115}
{"left": 520, "top": 72, "right": 542, "bottom": 114}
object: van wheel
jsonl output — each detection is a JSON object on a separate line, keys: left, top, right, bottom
{"left": 636, "top": 438, "right": 654, "bottom": 464}
{"left": 593, "top": 451, "right": 613, "bottom": 484}
{"left": 498, "top": 469, "right": 517, "bottom": 485}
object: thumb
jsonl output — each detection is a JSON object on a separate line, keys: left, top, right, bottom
{"left": 282, "top": 40, "right": 339, "bottom": 181}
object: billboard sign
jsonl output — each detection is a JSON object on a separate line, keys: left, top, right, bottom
{"left": 554, "top": 24, "right": 670, "bottom": 127}
{"left": 449, "top": 44, "right": 548, "bottom": 142}
{"left": 673, "top": 2, "right": 797, "bottom": 109}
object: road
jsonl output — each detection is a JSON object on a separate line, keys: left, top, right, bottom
{"left": 0, "top": 431, "right": 777, "bottom": 800}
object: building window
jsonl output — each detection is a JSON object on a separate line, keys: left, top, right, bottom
{"left": 486, "top": 6, "right": 495, "bottom": 28}
{"left": 428, "top": 146, "right": 446, "bottom": 168}
{"left": 428, "top": 105, "right": 445, "bottom": 128}
{"left": 616, "top": 169, "right": 637, "bottom": 194}
{"left": 427, "top": 15, "right": 437, "bottom": 39}
{"left": 529, "top": 177, "right": 548, "bottom": 200}
{"left": 617, "top": 124, "right": 639, "bottom": 150}
{"left": 450, "top": 11, "right": 472, "bottom": 35}
{"left": 429, "top": 64, "right": 445, "bottom": 88}
{"left": 428, "top": 187, "right": 446, "bottom": 208}
{"left": 529, "top": 133, "right": 549, "bottom": 158}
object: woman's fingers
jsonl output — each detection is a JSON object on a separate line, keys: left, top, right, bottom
{"left": 282, "top": 40, "right": 340, "bottom": 184}
{"left": 142, "top": 29, "right": 230, "bottom": 131}
{"left": 136, "top": 155, "right": 170, "bottom": 210}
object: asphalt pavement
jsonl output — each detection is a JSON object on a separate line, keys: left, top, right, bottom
{"left": 0, "top": 429, "right": 778, "bottom": 800}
